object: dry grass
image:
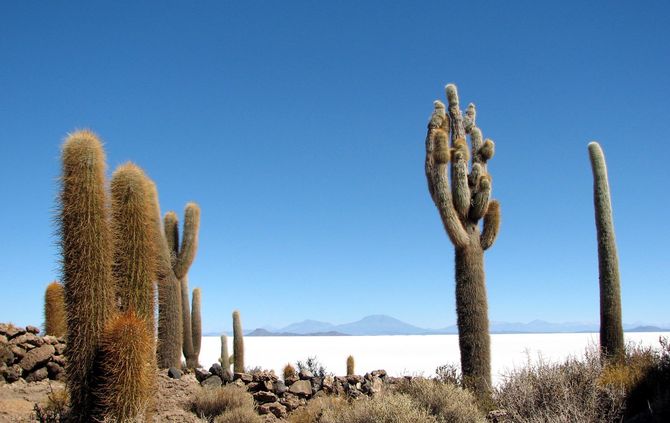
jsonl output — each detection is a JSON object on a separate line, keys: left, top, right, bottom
{"left": 395, "top": 378, "right": 486, "bottom": 423}
{"left": 213, "top": 406, "right": 262, "bottom": 423}
{"left": 287, "top": 396, "right": 348, "bottom": 423}
{"left": 33, "top": 386, "right": 69, "bottom": 423}
{"left": 319, "top": 393, "right": 437, "bottom": 423}
{"left": 191, "top": 385, "right": 255, "bottom": 422}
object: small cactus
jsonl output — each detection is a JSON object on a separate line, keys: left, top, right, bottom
{"left": 189, "top": 288, "right": 202, "bottom": 368}
{"left": 283, "top": 363, "right": 296, "bottom": 381}
{"left": 588, "top": 142, "right": 624, "bottom": 360}
{"left": 233, "top": 310, "right": 245, "bottom": 373}
{"left": 346, "top": 355, "right": 355, "bottom": 376}
{"left": 44, "top": 281, "right": 66, "bottom": 337}
{"left": 96, "top": 311, "right": 154, "bottom": 421}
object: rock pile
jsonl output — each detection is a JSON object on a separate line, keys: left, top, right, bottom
{"left": 0, "top": 323, "right": 66, "bottom": 384}
{"left": 182, "top": 365, "right": 389, "bottom": 419}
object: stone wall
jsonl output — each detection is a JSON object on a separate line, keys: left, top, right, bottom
{"left": 0, "top": 323, "right": 66, "bottom": 384}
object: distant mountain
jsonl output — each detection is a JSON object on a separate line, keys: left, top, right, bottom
{"left": 279, "top": 319, "right": 335, "bottom": 335}
{"left": 332, "top": 315, "right": 426, "bottom": 336}
{"left": 247, "top": 328, "right": 348, "bottom": 337}
{"left": 627, "top": 326, "right": 668, "bottom": 332}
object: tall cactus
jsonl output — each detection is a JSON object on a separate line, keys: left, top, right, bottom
{"left": 588, "top": 142, "right": 624, "bottom": 360}
{"left": 190, "top": 288, "right": 202, "bottom": 368}
{"left": 44, "top": 281, "right": 66, "bottom": 337}
{"left": 424, "top": 84, "right": 500, "bottom": 398}
{"left": 233, "top": 310, "right": 245, "bottom": 373}
{"left": 146, "top": 180, "right": 183, "bottom": 369}
{"left": 59, "top": 130, "right": 116, "bottom": 420}
{"left": 164, "top": 204, "right": 200, "bottom": 367}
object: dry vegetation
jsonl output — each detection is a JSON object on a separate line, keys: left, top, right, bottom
{"left": 191, "top": 384, "right": 258, "bottom": 422}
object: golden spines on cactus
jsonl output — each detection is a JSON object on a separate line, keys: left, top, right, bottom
{"left": 233, "top": 310, "right": 245, "bottom": 373}
{"left": 59, "top": 130, "right": 116, "bottom": 420}
{"left": 111, "top": 163, "right": 157, "bottom": 331}
{"left": 163, "top": 211, "right": 179, "bottom": 262}
{"left": 480, "top": 200, "right": 500, "bottom": 251}
{"left": 44, "top": 281, "right": 66, "bottom": 337}
{"left": 346, "top": 355, "right": 355, "bottom": 376}
{"left": 172, "top": 203, "right": 200, "bottom": 279}
{"left": 189, "top": 288, "right": 202, "bottom": 368}
{"left": 283, "top": 363, "right": 296, "bottom": 381}
{"left": 433, "top": 129, "right": 450, "bottom": 164}
{"left": 146, "top": 180, "right": 183, "bottom": 369}
{"left": 96, "top": 311, "right": 154, "bottom": 422}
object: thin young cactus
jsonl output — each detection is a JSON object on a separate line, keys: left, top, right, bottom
{"left": 346, "top": 355, "right": 355, "bottom": 376}
{"left": 44, "top": 281, "right": 66, "bottom": 337}
{"left": 189, "top": 288, "right": 202, "bottom": 368}
{"left": 588, "top": 142, "right": 624, "bottom": 360}
{"left": 424, "top": 84, "right": 500, "bottom": 399}
{"left": 232, "top": 310, "right": 244, "bottom": 373}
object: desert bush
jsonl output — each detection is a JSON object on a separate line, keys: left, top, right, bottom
{"left": 319, "top": 393, "right": 437, "bottom": 423}
{"left": 296, "top": 356, "right": 329, "bottom": 377}
{"left": 395, "top": 378, "right": 486, "bottom": 423}
{"left": 191, "top": 385, "right": 255, "bottom": 422}
{"left": 214, "top": 406, "right": 262, "bottom": 423}
{"left": 435, "top": 363, "right": 462, "bottom": 386}
{"left": 287, "top": 396, "right": 348, "bottom": 423}
{"left": 33, "top": 386, "right": 69, "bottom": 423}
{"left": 495, "top": 348, "right": 625, "bottom": 423}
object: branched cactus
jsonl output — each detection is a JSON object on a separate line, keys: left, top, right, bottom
{"left": 346, "top": 355, "right": 355, "bottom": 376}
{"left": 424, "top": 84, "right": 500, "bottom": 398}
{"left": 44, "top": 281, "right": 66, "bottom": 337}
{"left": 164, "top": 203, "right": 201, "bottom": 368}
{"left": 110, "top": 163, "right": 156, "bottom": 331}
{"left": 59, "top": 130, "right": 116, "bottom": 420}
{"left": 190, "top": 288, "right": 202, "bottom": 368}
{"left": 588, "top": 142, "right": 624, "bottom": 360}
{"left": 146, "top": 180, "right": 183, "bottom": 369}
{"left": 233, "top": 310, "right": 245, "bottom": 373}
{"left": 96, "top": 311, "right": 154, "bottom": 421}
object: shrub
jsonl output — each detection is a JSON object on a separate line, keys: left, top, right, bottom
{"left": 33, "top": 386, "right": 69, "bottom": 423}
{"left": 214, "top": 406, "right": 262, "bottom": 423}
{"left": 494, "top": 348, "right": 625, "bottom": 423}
{"left": 191, "top": 385, "right": 255, "bottom": 422}
{"left": 395, "top": 378, "right": 485, "bottom": 423}
{"left": 434, "top": 363, "right": 462, "bottom": 386}
{"left": 296, "top": 356, "right": 329, "bottom": 378}
{"left": 288, "top": 396, "right": 348, "bottom": 423}
{"left": 319, "top": 393, "right": 437, "bottom": 423}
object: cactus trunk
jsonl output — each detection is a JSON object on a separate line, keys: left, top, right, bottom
{"left": 180, "top": 277, "right": 194, "bottom": 364}
{"left": 588, "top": 142, "right": 624, "bottom": 360}
{"left": 233, "top": 310, "right": 244, "bottom": 373}
{"left": 188, "top": 288, "right": 202, "bottom": 368}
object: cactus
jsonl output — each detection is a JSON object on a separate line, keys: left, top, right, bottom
{"left": 233, "top": 310, "right": 245, "bottom": 373}
{"left": 110, "top": 163, "right": 156, "bottom": 331}
{"left": 44, "top": 281, "right": 66, "bottom": 337}
{"left": 424, "top": 84, "right": 500, "bottom": 398}
{"left": 96, "top": 311, "right": 154, "bottom": 421}
{"left": 189, "top": 288, "right": 202, "bottom": 368}
{"left": 59, "top": 130, "right": 116, "bottom": 420}
{"left": 146, "top": 180, "right": 183, "bottom": 369}
{"left": 283, "top": 363, "right": 296, "bottom": 381}
{"left": 163, "top": 203, "right": 200, "bottom": 367}
{"left": 219, "top": 334, "right": 231, "bottom": 368}
{"left": 588, "top": 142, "right": 624, "bottom": 360}
{"left": 346, "top": 355, "right": 355, "bottom": 376}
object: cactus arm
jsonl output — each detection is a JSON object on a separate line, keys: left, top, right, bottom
{"left": 470, "top": 127, "right": 484, "bottom": 165}
{"left": 146, "top": 181, "right": 173, "bottom": 280}
{"left": 446, "top": 84, "right": 466, "bottom": 141}
{"left": 173, "top": 202, "right": 200, "bottom": 280}
{"left": 469, "top": 175, "right": 491, "bottom": 222}
{"left": 163, "top": 212, "right": 179, "bottom": 265}
{"left": 433, "top": 163, "right": 469, "bottom": 249}
{"left": 464, "top": 103, "right": 476, "bottom": 134}
{"left": 451, "top": 152, "right": 471, "bottom": 217}
{"left": 480, "top": 200, "right": 500, "bottom": 250}
{"left": 426, "top": 101, "right": 449, "bottom": 202}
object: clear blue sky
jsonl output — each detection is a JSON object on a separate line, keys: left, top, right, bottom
{"left": 1, "top": 1, "right": 668, "bottom": 333}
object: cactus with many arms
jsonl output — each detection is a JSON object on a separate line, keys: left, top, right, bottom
{"left": 163, "top": 204, "right": 200, "bottom": 367}
{"left": 588, "top": 142, "right": 624, "bottom": 360}
{"left": 59, "top": 130, "right": 116, "bottom": 420}
{"left": 424, "top": 84, "right": 500, "bottom": 398}
{"left": 146, "top": 180, "right": 184, "bottom": 369}
{"left": 233, "top": 310, "right": 245, "bottom": 373}
{"left": 44, "top": 281, "right": 66, "bottom": 337}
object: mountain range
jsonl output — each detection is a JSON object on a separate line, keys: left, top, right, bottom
{"left": 207, "top": 315, "right": 669, "bottom": 337}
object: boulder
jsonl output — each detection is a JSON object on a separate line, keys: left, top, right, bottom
{"left": 279, "top": 393, "right": 305, "bottom": 411}
{"left": 322, "top": 375, "right": 334, "bottom": 392}
{"left": 298, "top": 369, "right": 313, "bottom": 380}
{"left": 253, "top": 391, "right": 278, "bottom": 404}
{"left": 168, "top": 367, "right": 182, "bottom": 379}
{"left": 194, "top": 367, "right": 211, "bottom": 382}
{"left": 273, "top": 380, "right": 287, "bottom": 395}
{"left": 4, "top": 364, "right": 22, "bottom": 382}
{"left": 362, "top": 376, "right": 383, "bottom": 395}
{"left": 54, "top": 343, "right": 66, "bottom": 355}
{"left": 288, "top": 379, "right": 312, "bottom": 397}
{"left": 201, "top": 375, "right": 223, "bottom": 388}
{"left": 347, "top": 374, "right": 363, "bottom": 384}
{"left": 0, "top": 344, "right": 14, "bottom": 366}
{"left": 42, "top": 335, "right": 59, "bottom": 345}
{"left": 234, "top": 372, "right": 253, "bottom": 383}
{"left": 371, "top": 369, "right": 387, "bottom": 378}
{"left": 51, "top": 355, "right": 66, "bottom": 366}
{"left": 46, "top": 362, "right": 65, "bottom": 381}
{"left": 12, "top": 333, "right": 44, "bottom": 347}
{"left": 18, "top": 344, "right": 54, "bottom": 372}
{"left": 4, "top": 325, "right": 24, "bottom": 339}
{"left": 253, "top": 370, "right": 277, "bottom": 382}
{"left": 258, "top": 402, "right": 287, "bottom": 418}
{"left": 284, "top": 374, "right": 299, "bottom": 385}
{"left": 25, "top": 367, "right": 48, "bottom": 383}
{"left": 26, "top": 326, "right": 40, "bottom": 335}
{"left": 209, "top": 363, "right": 223, "bottom": 378}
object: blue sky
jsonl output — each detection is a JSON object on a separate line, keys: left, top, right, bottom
{"left": 1, "top": 1, "right": 668, "bottom": 333}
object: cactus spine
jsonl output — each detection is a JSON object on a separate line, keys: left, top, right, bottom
{"left": 190, "top": 288, "right": 202, "bottom": 367}
{"left": 59, "top": 130, "right": 116, "bottom": 420}
{"left": 163, "top": 204, "right": 201, "bottom": 368}
{"left": 346, "top": 355, "right": 355, "bottom": 376}
{"left": 588, "top": 142, "right": 624, "bottom": 360}
{"left": 44, "top": 281, "right": 66, "bottom": 337}
{"left": 97, "top": 311, "right": 154, "bottom": 421}
{"left": 424, "top": 85, "right": 500, "bottom": 398}
{"left": 233, "top": 310, "right": 245, "bottom": 373}
{"left": 147, "top": 181, "right": 184, "bottom": 369}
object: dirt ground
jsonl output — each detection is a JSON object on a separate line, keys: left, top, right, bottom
{"left": 0, "top": 370, "right": 203, "bottom": 422}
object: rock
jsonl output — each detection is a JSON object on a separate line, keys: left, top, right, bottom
{"left": 42, "top": 335, "right": 59, "bottom": 345}
{"left": 234, "top": 372, "right": 253, "bottom": 383}
{"left": 233, "top": 379, "right": 246, "bottom": 388}
{"left": 4, "top": 325, "right": 24, "bottom": 339}
{"left": 195, "top": 367, "right": 211, "bottom": 382}
{"left": 253, "top": 391, "right": 278, "bottom": 404}
{"left": 253, "top": 370, "right": 277, "bottom": 382}
{"left": 11, "top": 333, "right": 44, "bottom": 347}
{"left": 362, "top": 376, "right": 383, "bottom": 395}
{"left": 273, "top": 380, "right": 287, "bottom": 395}
{"left": 209, "top": 363, "right": 223, "bottom": 378}
{"left": 347, "top": 374, "right": 363, "bottom": 384}
{"left": 279, "top": 393, "right": 302, "bottom": 411}
{"left": 168, "top": 367, "right": 182, "bottom": 379}
{"left": 54, "top": 343, "right": 66, "bottom": 355}
{"left": 0, "top": 344, "right": 14, "bottom": 365}
{"left": 311, "top": 376, "right": 323, "bottom": 394}
{"left": 46, "top": 362, "right": 65, "bottom": 381}
{"left": 284, "top": 374, "right": 299, "bottom": 385}
{"left": 18, "top": 344, "right": 54, "bottom": 372}
{"left": 222, "top": 368, "right": 233, "bottom": 383}
{"left": 0, "top": 335, "right": 7, "bottom": 344}
{"left": 288, "top": 379, "right": 312, "bottom": 397}
{"left": 298, "top": 369, "right": 313, "bottom": 380}
{"left": 322, "top": 375, "right": 334, "bottom": 392}
{"left": 0, "top": 323, "right": 8, "bottom": 335}
{"left": 25, "top": 366, "right": 48, "bottom": 382}
{"left": 51, "top": 355, "right": 66, "bottom": 366}
{"left": 26, "top": 326, "right": 40, "bottom": 335}
{"left": 201, "top": 375, "right": 223, "bottom": 388}
{"left": 371, "top": 369, "right": 387, "bottom": 378}
{"left": 258, "top": 402, "right": 287, "bottom": 418}
{"left": 4, "top": 364, "right": 22, "bottom": 382}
